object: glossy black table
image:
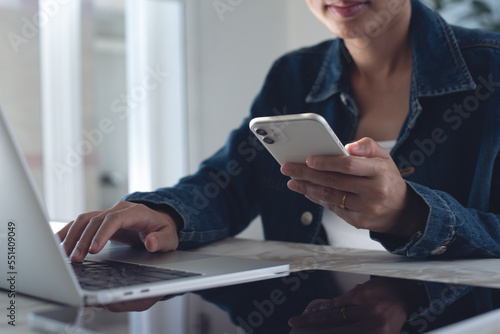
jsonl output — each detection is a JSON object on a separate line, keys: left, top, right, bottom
{"left": 28, "top": 269, "right": 500, "bottom": 334}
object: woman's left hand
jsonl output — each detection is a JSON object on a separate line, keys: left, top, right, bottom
{"left": 281, "top": 137, "right": 427, "bottom": 237}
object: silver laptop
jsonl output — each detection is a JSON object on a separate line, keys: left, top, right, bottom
{"left": 0, "top": 106, "right": 289, "bottom": 306}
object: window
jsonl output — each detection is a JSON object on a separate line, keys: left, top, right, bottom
{"left": 0, "top": 1, "right": 43, "bottom": 195}
{"left": 36, "top": 0, "right": 187, "bottom": 221}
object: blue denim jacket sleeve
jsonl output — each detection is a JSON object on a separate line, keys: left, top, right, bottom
{"left": 122, "top": 116, "right": 262, "bottom": 249}
{"left": 372, "top": 178, "right": 500, "bottom": 258}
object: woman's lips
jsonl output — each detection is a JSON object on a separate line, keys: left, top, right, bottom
{"left": 327, "top": 2, "right": 368, "bottom": 18}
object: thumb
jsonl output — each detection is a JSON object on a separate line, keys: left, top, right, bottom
{"left": 144, "top": 226, "right": 179, "bottom": 252}
{"left": 346, "top": 137, "right": 391, "bottom": 159}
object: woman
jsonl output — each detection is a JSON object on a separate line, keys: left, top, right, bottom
{"left": 59, "top": 0, "right": 500, "bottom": 262}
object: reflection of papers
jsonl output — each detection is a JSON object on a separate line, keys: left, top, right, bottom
{"left": 55, "top": 306, "right": 128, "bottom": 334}
{"left": 289, "top": 299, "right": 329, "bottom": 334}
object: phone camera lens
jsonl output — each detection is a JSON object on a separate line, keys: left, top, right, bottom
{"left": 256, "top": 128, "right": 267, "bottom": 136}
{"left": 263, "top": 137, "right": 275, "bottom": 144}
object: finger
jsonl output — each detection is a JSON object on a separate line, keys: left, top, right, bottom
{"left": 89, "top": 205, "right": 177, "bottom": 255}
{"left": 66, "top": 203, "right": 134, "bottom": 261}
{"left": 315, "top": 293, "right": 358, "bottom": 311}
{"left": 288, "top": 179, "right": 362, "bottom": 212}
{"left": 303, "top": 137, "right": 392, "bottom": 177}
{"left": 289, "top": 308, "right": 344, "bottom": 327}
{"left": 143, "top": 215, "right": 179, "bottom": 252}
{"left": 289, "top": 305, "right": 362, "bottom": 327}
{"left": 304, "top": 299, "right": 338, "bottom": 313}
{"left": 303, "top": 295, "right": 357, "bottom": 314}
{"left": 61, "top": 211, "right": 102, "bottom": 257}
{"left": 106, "top": 229, "right": 142, "bottom": 246}
{"left": 324, "top": 205, "right": 364, "bottom": 229}
{"left": 301, "top": 183, "right": 394, "bottom": 231}
{"left": 70, "top": 212, "right": 110, "bottom": 262}
{"left": 282, "top": 163, "right": 362, "bottom": 193}
{"left": 87, "top": 209, "right": 139, "bottom": 254}
{"left": 56, "top": 221, "right": 74, "bottom": 242}
{"left": 345, "top": 137, "right": 392, "bottom": 159}
{"left": 306, "top": 155, "right": 389, "bottom": 178}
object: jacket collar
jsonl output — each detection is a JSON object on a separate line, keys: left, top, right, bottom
{"left": 305, "top": 39, "right": 346, "bottom": 103}
{"left": 305, "top": 0, "right": 476, "bottom": 104}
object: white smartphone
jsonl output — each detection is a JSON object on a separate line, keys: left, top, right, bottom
{"left": 249, "top": 113, "right": 349, "bottom": 165}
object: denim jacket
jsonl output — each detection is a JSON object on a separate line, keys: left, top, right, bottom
{"left": 124, "top": 0, "right": 500, "bottom": 258}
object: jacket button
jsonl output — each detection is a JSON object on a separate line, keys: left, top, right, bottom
{"left": 430, "top": 245, "right": 447, "bottom": 256}
{"left": 300, "top": 211, "right": 313, "bottom": 226}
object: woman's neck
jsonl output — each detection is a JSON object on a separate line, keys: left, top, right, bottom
{"left": 345, "top": 1, "right": 413, "bottom": 81}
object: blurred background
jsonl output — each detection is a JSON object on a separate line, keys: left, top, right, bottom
{"left": 0, "top": 1, "right": 498, "bottom": 332}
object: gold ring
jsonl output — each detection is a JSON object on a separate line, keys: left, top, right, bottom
{"left": 340, "top": 306, "right": 347, "bottom": 321}
{"left": 340, "top": 193, "right": 347, "bottom": 209}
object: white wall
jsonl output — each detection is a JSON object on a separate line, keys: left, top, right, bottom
{"left": 0, "top": 6, "right": 43, "bottom": 193}
{"left": 185, "top": 0, "right": 333, "bottom": 171}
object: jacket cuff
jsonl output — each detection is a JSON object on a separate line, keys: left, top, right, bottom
{"left": 122, "top": 191, "right": 230, "bottom": 250}
{"left": 122, "top": 192, "right": 187, "bottom": 232}
{"left": 371, "top": 181, "right": 456, "bottom": 258}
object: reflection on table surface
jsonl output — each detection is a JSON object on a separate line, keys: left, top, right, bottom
{"left": 28, "top": 270, "right": 500, "bottom": 334}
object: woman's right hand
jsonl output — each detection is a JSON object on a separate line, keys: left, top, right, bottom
{"left": 288, "top": 277, "right": 425, "bottom": 334}
{"left": 56, "top": 201, "right": 180, "bottom": 263}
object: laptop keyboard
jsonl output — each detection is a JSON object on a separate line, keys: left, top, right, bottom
{"left": 71, "top": 260, "right": 202, "bottom": 291}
